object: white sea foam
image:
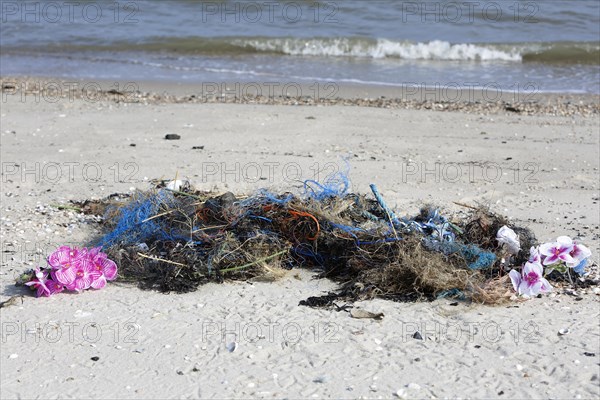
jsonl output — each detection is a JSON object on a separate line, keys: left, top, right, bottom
{"left": 243, "top": 38, "right": 523, "bottom": 61}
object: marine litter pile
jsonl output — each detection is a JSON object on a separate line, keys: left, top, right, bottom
{"left": 62, "top": 171, "right": 584, "bottom": 306}
{"left": 21, "top": 172, "right": 593, "bottom": 305}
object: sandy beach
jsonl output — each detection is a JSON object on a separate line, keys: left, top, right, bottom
{"left": 1, "top": 79, "right": 599, "bottom": 399}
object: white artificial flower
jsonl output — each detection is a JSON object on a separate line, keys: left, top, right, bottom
{"left": 496, "top": 225, "right": 520, "bottom": 255}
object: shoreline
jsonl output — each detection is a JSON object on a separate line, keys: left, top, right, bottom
{"left": 2, "top": 76, "right": 599, "bottom": 117}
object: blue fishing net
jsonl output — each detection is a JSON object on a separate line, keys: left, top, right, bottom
{"left": 303, "top": 171, "right": 350, "bottom": 201}
{"left": 98, "top": 190, "right": 187, "bottom": 247}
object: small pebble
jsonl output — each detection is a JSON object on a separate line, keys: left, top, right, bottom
{"left": 226, "top": 342, "right": 237, "bottom": 353}
{"left": 165, "top": 134, "right": 181, "bottom": 140}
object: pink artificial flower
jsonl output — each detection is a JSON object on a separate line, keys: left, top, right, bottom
{"left": 27, "top": 246, "right": 118, "bottom": 298}
{"left": 567, "top": 241, "right": 592, "bottom": 268}
{"left": 539, "top": 236, "right": 575, "bottom": 266}
{"left": 509, "top": 262, "right": 552, "bottom": 297}
{"left": 47, "top": 272, "right": 65, "bottom": 295}
{"left": 47, "top": 246, "right": 85, "bottom": 285}
{"left": 25, "top": 268, "right": 52, "bottom": 297}
{"left": 529, "top": 246, "right": 541, "bottom": 264}
{"left": 87, "top": 247, "right": 118, "bottom": 289}
{"left": 65, "top": 258, "right": 102, "bottom": 292}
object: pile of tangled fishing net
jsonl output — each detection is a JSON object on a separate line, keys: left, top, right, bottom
{"left": 78, "top": 174, "right": 542, "bottom": 305}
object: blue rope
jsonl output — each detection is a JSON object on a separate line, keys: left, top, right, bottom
{"left": 369, "top": 184, "right": 404, "bottom": 228}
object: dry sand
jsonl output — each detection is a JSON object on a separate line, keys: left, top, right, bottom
{"left": 1, "top": 82, "right": 599, "bottom": 399}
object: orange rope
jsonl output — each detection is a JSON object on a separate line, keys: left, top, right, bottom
{"left": 196, "top": 207, "right": 210, "bottom": 222}
{"left": 288, "top": 210, "right": 320, "bottom": 241}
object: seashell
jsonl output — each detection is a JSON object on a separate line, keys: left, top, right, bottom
{"left": 558, "top": 328, "right": 570, "bottom": 336}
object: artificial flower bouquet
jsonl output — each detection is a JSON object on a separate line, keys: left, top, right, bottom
{"left": 497, "top": 227, "right": 592, "bottom": 298}
{"left": 23, "top": 246, "right": 117, "bottom": 297}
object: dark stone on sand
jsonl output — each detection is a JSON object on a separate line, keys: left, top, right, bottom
{"left": 192, "top": 146, "right": 204, "bottom": 150}
{"left": 412, "top": 331, "right": 423, "bottom": 340}
{"left": 91, "top": 356, "right": 100, "bottom": 361}
{"left": 203, "top": 192, "right": 238, "bottom": 215}
{"left": 165, "top": 134, "right": 181, "bottom": 140}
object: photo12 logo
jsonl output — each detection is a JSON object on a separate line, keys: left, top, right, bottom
{"left": 400, "top": 1, "right": 539, "bottom": 23}
{"left": 1, "top": 162, "right": 139, "bottom": 184}
{"left": 1, "top": 1, "right": 140, "bottom": 23}
{"left": 198, "top": 1, "right": 339, "bottom": 23}
{"left": 200, "top": 321, "right": 340, "bottom": 344}
{"left": 199, "top": 81, "right": 339, "bottom": 102}
{"left": 199, "top": 161, "right": 342, "bottom": 184}
{"left": 2, "top": 321, "right": 140, "bottom": 344}
{"left": 2, "top": 240, "right": 83, "bottom": 265}
{"left": 399, "top": 320, "right": 540, "bottom": 344}
{"left": 401, "top": 161, "right": 540, "bottom": 184}
{"left": 398, "top": 82, "right": 539, "bottom": 103}
{"left": 1, "top": 81, "right": 140, "bottom": 103}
